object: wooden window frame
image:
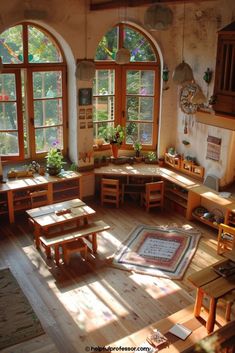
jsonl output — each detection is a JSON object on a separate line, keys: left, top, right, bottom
{"left": 0, "top": 22, "right": 68, "bottom": 162}
{"left": 93, "top": 23, "right": 160, "bottom": 151}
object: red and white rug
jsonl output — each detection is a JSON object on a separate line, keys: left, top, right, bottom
{"left": 113, "top": 224, "right": 201, "bottom": 279}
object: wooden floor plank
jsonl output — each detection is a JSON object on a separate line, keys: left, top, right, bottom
{"left": 0, "top": 199, "right": 233, "bottom": 353}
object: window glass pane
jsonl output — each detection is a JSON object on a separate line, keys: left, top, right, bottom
{"left": 34, "top": 99, "right": 63, "bottom": 127}
{"left": 0, "top": 74, "right": 16, "bottom": 100}
{"left": 127, "top": 97, "right": 154, "bottom": 121}
{"left": 0, "top": 102, "right": 17, "bottom": 129}
{"left": 95, "top": 27, "right": 118, "bottom": 61}
{"left": 124, "top": 26, "right": 156, "bottom": 62}
{"left": 126, "top": 122, "right": 153, "bottom": 145}
{"left": 33, "top": 71, "right": 62, "bottom": 99}
{"left": 28, "top": 25, "right": 62, "bottom": 63}
{"left": 93, "top": 70, "right": 114, "bottom": 96}
{"left": 35, "top": 126, "right": 63, "bottom": 153}
{"left": 95, "top": 122, "right": 114, "bottom": 139}
{"left": 93, "top": 96, "right": 114, "bottom": 122}
{"left": 0, "top": 25, "right": 23, "bottom": 64}
{"left": 0, "top": 132, "right": 19, "bottom": 155}
{"left": 127, "top": 70, "right": 154, "bottom": 95}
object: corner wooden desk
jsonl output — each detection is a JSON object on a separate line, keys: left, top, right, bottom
{"left": 187, "top": 259, "right": 235, "bottom": 333}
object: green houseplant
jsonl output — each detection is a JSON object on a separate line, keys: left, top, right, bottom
{"left": 101, "top": 125, "right": 125, "bottom": 146}
{"left": 133, "top": 140, "right": 143, "bottom": 158}
{"left": 145, "top": 151, "right": 158, "bottom": 164}
{"left": 100, "top": 125, "right": 125, "bottom": 158}
{"left": 45, "top": 142, "right": 66, "bottom": 175}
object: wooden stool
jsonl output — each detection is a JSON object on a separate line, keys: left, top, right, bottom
{"left": 62, "top": 239, "right": 88, "bottom": 265}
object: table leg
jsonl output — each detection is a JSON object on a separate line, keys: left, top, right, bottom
{"left": 34, "top": 225, "right": 41, "bottom": 249}
{"left": 206, "top": 297, "right": 217, "bottom": 334}
{"left": 54, "top": 245, "right": 60, "bottom": 266}
{"left": 194, "top": 288, "right": 204, "bottom": 317}
{"left": 45, "top": 245, "right": 51, "bottom": 258}
{"left": 92, "top": 233, "right": 97, "bottom": 254}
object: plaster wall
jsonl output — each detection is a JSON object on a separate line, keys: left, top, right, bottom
{"left": 0, "top": 0, "right": 234, "bottom": 185}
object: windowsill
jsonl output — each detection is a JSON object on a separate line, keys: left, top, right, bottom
{"left": 93, "top": 143, "right": 111, "bottom": 151}
{"left": 196, "top": 109, "right": 235, "bottom": 130}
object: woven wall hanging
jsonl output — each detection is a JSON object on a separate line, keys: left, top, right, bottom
{"left": 206, "top": 135, "right": 221, "bottom": 161}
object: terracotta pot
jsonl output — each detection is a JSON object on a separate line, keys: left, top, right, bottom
{"left": 111, "top": 144, "right": 119, "bottom": 158}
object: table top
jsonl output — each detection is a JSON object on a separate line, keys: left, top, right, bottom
{"left": 188, "top": 259, "right": 235, "bottom": 299}
{"left": 26, "top": 198, "right": 95, "bottom": 228}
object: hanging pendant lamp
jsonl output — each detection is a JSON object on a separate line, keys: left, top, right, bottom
{"left": 76, "top": 60, "right": 95, "bottom": 81}
{"left": 115, "top": 5, "right": 130, "bottom": 65}
{"left": 172, "top": 2, "right": 194, "bottom": 84}
{"left": 115, "top": 47, "right": 130, "bottom": 65}
{"left": 75, "top": 1, "right": 95, "bottom": 81}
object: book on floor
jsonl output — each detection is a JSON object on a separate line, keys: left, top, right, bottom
{"left": 168, "top": 323, "right": 192, "bottom": 340}
{"left": 146, "top": 329, "right": 169, "bottom": 349}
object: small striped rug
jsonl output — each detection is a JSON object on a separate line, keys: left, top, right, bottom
{"left": 0, "top": 268, "right": 44, "bottom": 350}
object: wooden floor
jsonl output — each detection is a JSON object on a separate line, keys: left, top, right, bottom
{"left": 0, "top": 198, "right": 231, "bottom": 353}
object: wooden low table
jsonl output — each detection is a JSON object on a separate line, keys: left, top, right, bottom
{"left": 26, "top": 198, "right": 95, "bottom": 248}
{"left": 187, "top": 259, "right": 235, "bottom": 333}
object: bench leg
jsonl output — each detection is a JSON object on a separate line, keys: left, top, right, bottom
{"left": 92, "top": 233, "right": 97, "bottom": 254}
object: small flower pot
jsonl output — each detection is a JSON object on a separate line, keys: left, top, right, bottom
{"left": 47, "top": 166, "right": 61, "bottom": 176}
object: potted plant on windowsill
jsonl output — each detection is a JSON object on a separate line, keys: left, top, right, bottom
{"left": 100, "top": 125, "right": 125, "bottom": 158}
{"left": 133, "top": 140, "right": 143, "bottom": 162}
{"left": 45, "top": 142, "right": 66, "bottom": 176}
{"left": 145, "top": 151, "right": 158, "bottom": 164}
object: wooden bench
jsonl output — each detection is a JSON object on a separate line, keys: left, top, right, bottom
{"left": 39, "top": 220, "right": 110, "bottom": 265}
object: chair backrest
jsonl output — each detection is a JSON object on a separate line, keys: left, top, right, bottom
{"left": 101, "top": 178, "right": 121, "bottom": 207}
{"left": 203, "top": 174, "right": 219, "bottom": 191}
{"left": 145, "top": 181, "right": 164, "bottom": 196}
{"left": 101, "top": 178, "right": 119, "bottom": 190}
{"left": 30, "top": 190, "right": 49, "bottom": 208}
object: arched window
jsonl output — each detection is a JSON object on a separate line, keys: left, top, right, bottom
{"left": 93, "top": 23, "right": 160, "bottom": 150}
{"left": 0, "top": 23, "right": 67, "bottom": 161}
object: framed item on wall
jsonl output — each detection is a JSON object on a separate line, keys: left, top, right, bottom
{"left": 80, "top": 121, "right": 86, "bottom": 129}
{"left": 87, "top": 121, "right": 93, "bottom": 129}
{"left": 79, "top": 108, "right": 86, "bottom": 119}
{"left": 86, "top": 108, "right": 92, "bottom": 119}
{"left": 78, "top": 88, "right": 92, "bottom": 106}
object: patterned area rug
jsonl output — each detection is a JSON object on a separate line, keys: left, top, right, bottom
{"left": 113, "top": 224, "right": 201, "bottom": 279}
{"left": 0, "top": 268, "right": 44, "bottom": 350}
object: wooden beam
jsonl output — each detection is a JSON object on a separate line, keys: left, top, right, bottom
{"left": 90, "top": 0, "right": 212, "bottom": 11}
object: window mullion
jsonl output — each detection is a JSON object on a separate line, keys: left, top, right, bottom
{"left": 26, "top": 68, "right": 36, "bottom": 158}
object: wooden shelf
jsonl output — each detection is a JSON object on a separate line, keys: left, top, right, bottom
{"left": 5, "top": 172, "right": 82, "bottom": 223}
{"left": 192, "top": 213, "right": 219, "bottom": 229}
{"left": 165, "top": 193, "right": 187, "bottom": 209}
{"left": 165, "top": 187, "right": 188, "bottom": 201}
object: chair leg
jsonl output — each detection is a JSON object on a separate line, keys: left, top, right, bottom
{"left": 226, "top": 302, "right": 232, "bottom": 321}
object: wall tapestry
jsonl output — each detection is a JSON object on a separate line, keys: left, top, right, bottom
{"left": 206, "top": 135, "right": 221, "bottom": 161}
